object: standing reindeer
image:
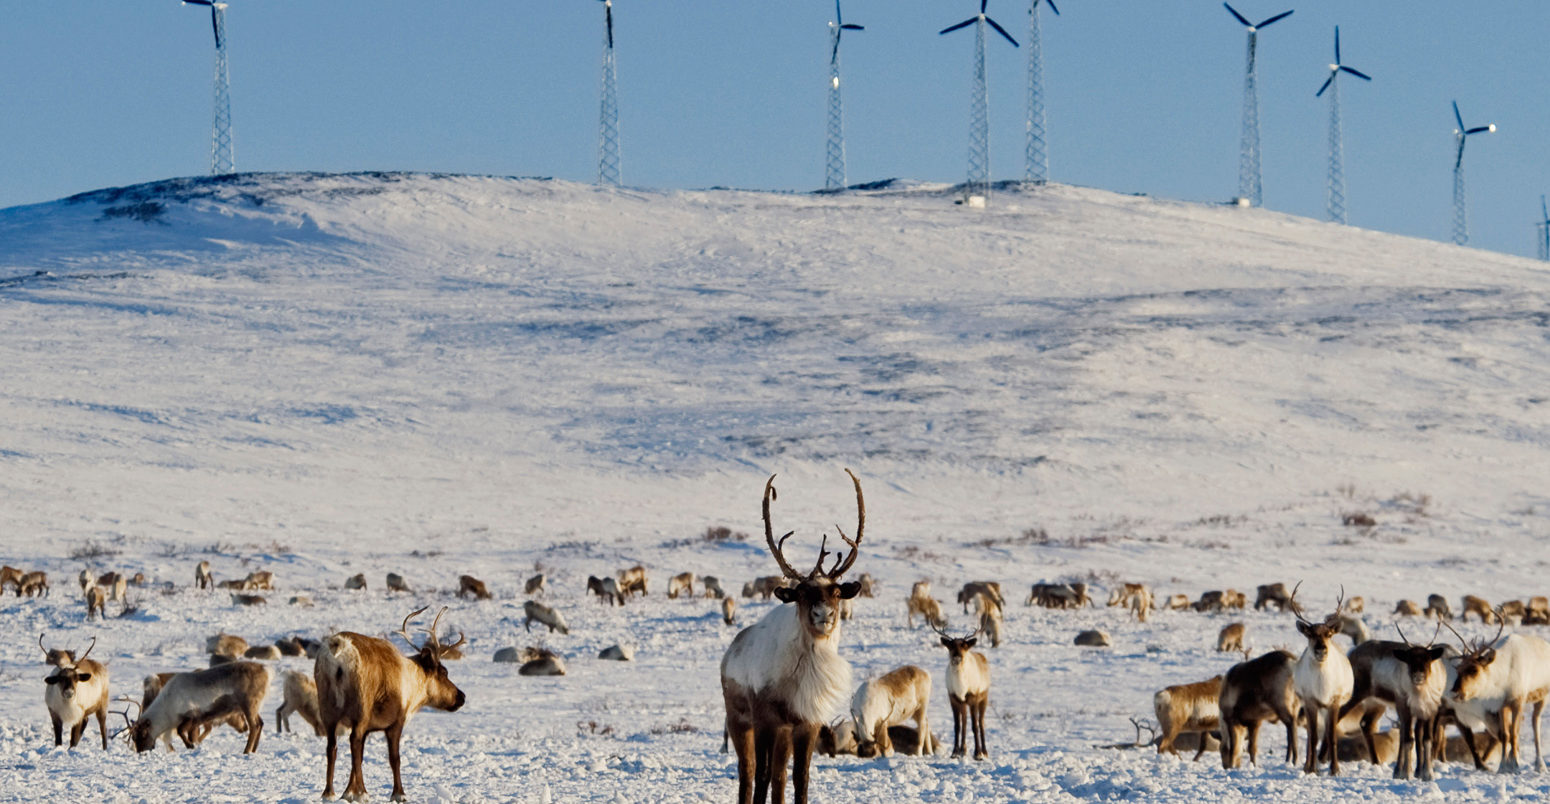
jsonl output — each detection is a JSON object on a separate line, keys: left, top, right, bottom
{"left": 1339, "top": 623, "right": 1448, "bottom": 780}
{"left": 43, "top": 636, "right": 109, "bottom": 750}
{"left": 1445, "top": 616, "right": 1550, "bottom": 773}
{"left": 933, "top": 622, "right": 991, "bottom": 760}
{"left": 315, "top": 607, "right": 466, "bottom": 802}
{"left": 1290, "top": 583, "right": 1355, "bottom": 775}
{"left": 721, "top": 471, "right": 866, "bottom": 804}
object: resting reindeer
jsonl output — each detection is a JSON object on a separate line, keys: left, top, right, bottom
{"left": 132, "top": 661, "right": 269, "bottom": 753}
{"left": 933, "top": 622, "right": 990, "bottom": 760}
{"left": 721, "top": 470, "right": 867, "bottom": 804}
{"left": 43, "top": 636, "right": 109, "bottom": 750}
{"left": 1445, "top": 616, "right": 1550, "bottom": 773}
{"left": 315, "top": 607, "right": 466, "bottom": 802}
{"left": 1289, "top": 583, "right": 1355, "bottom": 775}
{"left": 851, "top": 665, "right": 932, "bottom": 758}
{"left": 1338, "top": 623, "right": 1448, "bottom": 780}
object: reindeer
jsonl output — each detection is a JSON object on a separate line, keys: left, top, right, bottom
{"left": 978, "top": 597, "right": 1004, "bottom": 648}
{"left": 721, "top": 470, "right": 867, "bottom": 804}
{"left": 723, "top": 596, "right": 736, "bottom": 626}
{"left": 385, "top": 573, "right": 411, "bottom": 593}
{"left": 276, "top": 670, "right": 325, "bottom": 736}
{"left": 665, "top": 571, "right": 694, "bottom": 599}
{"left": 457, "top": 574, "right": 491, "bottom": 600}
{"left": 522, "top": 600, "right": 569, "bottom": 635}
{"left": 84, "top": 585, "right": 107, "bottom": 621}
{"left": 43, "top": 636, "right": 109, "bottom": 750}
{"left": 1161, "top": 593, "right": 1191, "bottom": 611}
{"left": 1109, "top": 582, "right": 1152, "bottom": 622}
{"left": 195, "top": 560, "right": 213, "bottom": 590}
{"left": 851, "top": 665, "right": 932, "bottom": 757}
{"left": 587, "top": 575, "right": 626, "bottom": 606}
{"left": 1194, "top": 590, "right": 1226, "bottom": 613}
{"left": 245, "top": 570, "right": 275, "bottom": 590}
{"left": 1154, "top": 675, "right": 1222, "bottom": 760}
{"left": 1217, "top": 623, "right": 1246, "bottom": 653}
{"left": 315, "top": 607, "right": 465, "bottom": 801}
{"left": 855, "top": 573, "right": 876, "bottom": 598}
{"left": 142, "top": 672, "right": 248, "bottom": 748}
{"left": 344, "top": 573, "right": 367, "bottom": 591}
{"left": 1290, "top": 583, "right": 1356, "bottom": 775}
{"left": 1461, "top": 595, "right": 1497, "bottom": 624}
{"left": 1338, "top": 623, "right": 1449, "bottom": 780}
{"left": 907, "top": 593, "right": 947, "bottom": 630}
{"left": 618, "top": 565, "right": 648, "bottom": 598}
{"left": 18, "top": 571, "right": 48, "bottom": 597}
{"left": 957, "top": 581, "right": 1003, "bottom": 614}
{"left": 132, "top": 661, "right": 269, "bottom": 753}
{"left": 933, "top": 623, "right": 990, "bottom": 760}
{"left": 518, "top": 649, "right": 566, "bottom": 676}
{"left": 1445, "top": 617, "right": 1550, "bottom": 773}
{"left": 1255, "top": 583, "right": 1292, "bottom": 612}
{"left": 1343, "top": 596, "right": 1366, "bottom": 614}
{"left": 1, "top": 565, "right": 23, "bottom": 594}
{"left": 1499, "top": 600, "right": 1527, "bottom": 625}
{"left": 1222, "top": 589, "right": 1247, "bottom": 610}
{"left": 1425, "top": 594, "right": 1452, "bottom": 622}
{"left": 1526, "top": 597, "right": 1550, "bottom": 626}
{"left": 208, "top": 633, "right": 249, "bottom": 659}
{"left": 524, "top": 573, "right": 546, "bottom": 595}
{"left": 744, "top": 575, "right": 789, "bottom": 600}
{"left": 702, "top": 576, "right": 727, "bottom": 599}
{"left": 1217, "top": 649, "right": 1301, "bottom": 769}
{"left": 1394, "top": 599, "right": 1423, "bottom": 617}
{"left": 75, "top": 569, "right": 91, "bottom": 594}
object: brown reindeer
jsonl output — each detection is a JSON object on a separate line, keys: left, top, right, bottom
{"left": 618, "top": 565, "right": 648, "bottom": 598}
{"left": 276, "top": 670, "right": 325, "bottom": 736}
{"left": 933, "top": 622, "right": 991, "bottom": 760}
{"left": 1218, "top": 650, "right": 1302, "bottom": 769}
{"left": 457, "top": 574, "right": 491, "bottom": 600}
{"left": 667, "top": 572, "right": 695, "bottom": 599}
{"left": 0, "top": 565, "right": 23, "bottom": 595}
{"left": 315, "top": 607, "right": 467, "bottom": 802}
{"left": 43, "top": 636, "right": 109, "bottom": 750}
{"left": 1254, "top": 583, "right": 1293, "bottom": 612}
{"left": 1154, "top": 675, "right": 1222, "bottom": 760}
{"left": 1217, "top": 623, "right": 1246, "bottom": 653}
{"left": 721, "top": 470, "right": 867, "bottom": 804}
{"left": 1461, "top": 595, "right": 1497, "bottom": 624}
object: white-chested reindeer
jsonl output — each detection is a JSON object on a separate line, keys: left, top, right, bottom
{"left": 1339, "top": 622, "right": 1448, "bottom": 780}
{"left": 1289, "top": 583, "right": 1355, "bottom": 775}
{"left": 721, "top": 470, "right": 866, "bottom": 804}
{"left": 315, "top": 606, "right": 467, "bottom": 802}
{"left": 43, "top": 635, "right": 109, "bottom": 750}
{"left": 932, "top": 621, "right": 990, "bottom": 760}
{"left": 1445, "top": 615, "right": 1550, "bottom": 773}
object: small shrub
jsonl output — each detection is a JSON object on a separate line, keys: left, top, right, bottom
{"left": 1341, "top": 512, "right": 1376, "bottom": 528}
{"left": 69, "top": 540, "right": 120, "bottom": 560}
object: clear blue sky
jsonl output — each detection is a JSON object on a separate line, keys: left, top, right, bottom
{"left": 3, "top": 1, "right": 1547, "bottom": 258}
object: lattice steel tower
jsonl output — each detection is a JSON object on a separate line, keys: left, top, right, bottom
{"left": 1024, "top": 0, "right": 1058, "bottom": 185}
{"left": 1451, "top": 101, "right": 1496, "bottom": 246}
{"left": 185, "top": 0, "right": 233, "bottom": 175}
{"left": 1224, "top": 4, "right": 1292, "bottom": 207}
{"left": 825, "top": 0, "right": 864, "bottom": 191}
{"left": 597, "top": 0, "right": 622, "bottom": 187}
{"left": 1538, "top": 196, "right": 1550, "bottom": 261}
{"left": 1316, "top": 27, "right": 1371, "bottom": 224}
{"left": 941, "top": 0, "right": 1019, "bottom": 202}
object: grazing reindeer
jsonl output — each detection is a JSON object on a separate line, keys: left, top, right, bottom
{"left": 1217, "top": 649, "right": 1301, "bottom": 769}
{"left": 207, "top": 633, "right": 249, "bottom": 659}
{"left": 276, "top": 670, "right": 325, "bottom": 736}
{"left": 851, "top": 665, "right": 932, "bottom": 757}
{"left": 84, "top": 585, "right": 107, "bottom": 621}
{"left": 344, "top": 573, "right": 367, "bottom": 591}
{"left": 1339, "top": 623, "right": 1448, "bottom": 780}
{"left": 132, "top": 662, "right": 269, "bottom": 753}
{"left": 1217, "top": 623, "right": 1246, "bottom": 653}
{"left": 587, "top": 575, "right": 626, "bottom": 606}
{"left": 1445, "top": 617, "right": 1550, "bottom": 773}
{"left": 385, "top": 573, "right": 411, "bottom": 593}
{"left": 618, "top": 565, "right": 648, "bottom": 598}
{"left": 957, "top": 581, "right": 1003, "bottom": 614}
{"left": 978, "top": 597, "right": 1004, "bottom": 648}
{"left": 933, "top": 623, "right": 990, "bottom": 760}
{"left": 703, "top": 576, "right": 727, "bottom": 599}
{"left": 855, "top": 573, "right": 876, "bottom": 598}
{"left": 1425, "top": 594, "right": 1452, "bottom": 622}
{"left": 43, "top": 636, "right": 109, "bottom": 750}
{"left": 1161, "top": 593, "right": 1191, "bottom": 612}
{"left": 523, "top": 600, "right": 569, "bottom": 634}
{"left": 142, "top": 672, "right": 248, "bottom": 747}
{"left": 195, "top": 560, "right": 213, "bottom": 590}
{"left": 1255, "top": 583, "right": 1292, "bottom": 612}
{"left": 1394, "top": 599, "right": 1423, "bottom": 617}
{"left": 19, "top": 571, "right": 48, "bottom": 597}
{"left": 723, "top": 596, "right": 736, "bottom": 626}
{"left": 668, "top": 572, "right": 695, "bottom": 599}
{"left": 1461, "top": 595, "right": 1497, "bottom": 624}
{"left": 1222, "top": 589, "right": 1247, "bottom": 610}
{"left": 1109, "top": 582, "right": 1152, "bottom": 622}
{"left": 1343, "top": 596, "right": 1366, "bottom": 614}
{"left": 524, "top": 573, "right": 546, "bottom": 595}
{"left": 76, "top": 569, "right": 92, "bottom": 593}
{"left": 1290, "top": 583, "right": 1355, "bottom": 775}
{"left": 1, "top": 565, "right": 23, "bottom": 594}
{"left": 315, "top": 607, "right": 466, "bottom": 801}
{"left": 1154, "top": 675, "right": 1222, "bottom": 760}
{"left": 1525, "top": 597, "right": 1550, "bottom": 626}
{"left": 721, "top": 471, "right": 867, "bottom": 804}
{"left": 1499, "top": 600, "right": 1527, "bottom": 625}
{"left": 244, "top": 570, "right": 274, "bottom": 590}
{"left": 1194, "top": 590, "right": 1226, "bottom": 613}
{"left": 744, "top": 575, "right": 789, "bottom": 600}
{"left": 907, "top": 593, "right": 947, "bottom": 630}
{"left": 457, "top": 574, "right": 491, "bottom": 600}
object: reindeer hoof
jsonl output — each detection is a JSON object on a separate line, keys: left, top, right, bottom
{"left": 951, "top": 750, "right": 965, "bottom": 759}
{"left": 973, "top": 751, "right": 988, "bottom": 761}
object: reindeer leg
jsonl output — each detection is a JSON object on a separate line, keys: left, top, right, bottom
{"left": 96, "top": 706, "right": 108, "bottom": 751}
{"left": 51, "top": 713, "right": 62, "bottom": 747}
{"left": 950, "top": 696, "right": 967, "bottom": 758}
{"left": 387, "top": 721, "right": 407, "bottom": 802}
{"left": 753, "top": 727, "right": 773, "bottom": 804}
{"left": 1327, "top": 704, "right": 1341, "bottom": 776}
{"left": 1533, "top": 699, "right": 1545, "bottom": 773}
{"left": 323, "top": 723, "right": 339, "bottom": 800}
{"left": 792, "top": 723, "right": 816, "bottom": 804}
{"left": 1247, "top": 721, "right": 1261, "bottom": 766}
{"left": 69, "top": 720, "right": 85, "bottom": 749}
{"left": 344, "top": 726, "right": 369, "bottom": 801}
{"left": 1500, "top": 704, "right": 1520, "bottom": 774}
{"left": 730, "top": 724, "right": 754, "bottom": 804}
{"left": 973, "top": 696, "right": 989, "bottom": 760}
{"left": 244, "top": 709, "right": 263, "bottom": 754}
{"left": 769, "top": 726, "right": 792, "bottom": 804}
{"left": 1393, "top": 704, "right": 1412, "bottom": 779}
{"left": 1417, "top": 713, "right": 1435, "bottom": 782}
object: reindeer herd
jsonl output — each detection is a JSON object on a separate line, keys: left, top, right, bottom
{"left": 16, "top": 470, "right": 1550, "bottom": 803}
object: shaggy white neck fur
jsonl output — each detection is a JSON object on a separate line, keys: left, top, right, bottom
{"left": 724, "top": 603, "right": 852, "bottom": 725}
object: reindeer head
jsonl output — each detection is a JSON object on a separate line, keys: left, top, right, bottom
{"left": 933, "top": 621, "right": 980, "bottom": 667}
{"left": 1289, "top": 582, "right": 1344, "bottom": 661}
{"left": 43, "top": 636, "right": 96, "bottom": 699}
{"left": 1392, "top": 622, "right": 1449, "bottom": 687}
{"left": 1444, "top": 617, "right": 1505, "bottom": 701}
{"left": 395, "top": 607, "right": 467, "bottom": 712}
{"left": 761, "top": 470, "right": 866, "bottom": 639}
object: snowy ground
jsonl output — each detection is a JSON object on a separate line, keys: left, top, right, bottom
{"left": 1, "top": 173, "right": 1548, "bottom": 802}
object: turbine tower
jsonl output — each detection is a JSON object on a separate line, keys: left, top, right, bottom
{"left": 1450, "top": 101, "right": 1496, "bottom": 246}
{"left": 1538, "top": 196, "right": 1550, "bottom": 261}
{"left": 1315, "top": 26, "right": 1371, "bottom": 225}
{"left": 941, "top": 0, "right": 1020, "bottom": 203}
{"left": 825, "top": 0, "right": 864, "bottom": 191}
{"left": 184, "top": 0, "right": 233, "bottom": 175}
{"left": 1223, "top": 3, "right": 1293, "bottom": 207}
{"left": 1024, "top": 0, "right": 1058, "bottom": 184}
{"left": 597, "top": 0, "right": 622, "bottom": 187}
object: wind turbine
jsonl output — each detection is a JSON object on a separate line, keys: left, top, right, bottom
{"left": 183, "top": 0, "right": 233, "bottom": 175}
{"left": 1223, "top": 3, "right": 1293, "bottom": 208}
{"left": 1024, "top": 0, "right": 1058, "bottom": 185}
{"left": 941, "top": 0, "right": 1020, "bottom": 204}
{"left": 597, "top": 0, "right": 622, "bottom": 187}
{"left": 1315, "top": 26, "right": 1371, "bottom": 225}
{"left": 825, "top": 0, "right": 864, "bottom": 191}
{"left": 1450, "top": 101, "right": 1496, "bottom": 246}
{"left": 1536, "top": 196, "right": 1548, "bottom": 260}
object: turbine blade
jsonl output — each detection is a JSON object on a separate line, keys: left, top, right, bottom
{"left": 1334, "top": 25, "right": 1340, "bottom": 63}
{"left": 1465, "top": 126, "right": 1493, "bottom": 135}
{"left": 986, "top": 16, "right": 1020, "bottom": 47}
{"left": 832, "top": 35, "right": 840, "bottom": 64}
{"left": 1223, "top": 3, "right": 1252, "bottom": 27}
{"left": 1045, "top": 0, "right": 1061, "bottom": 15}
{"left": 1453, "top": 101, "right": 1464, "bottom": 131}
{"left": 211, "top": 6, "right": 220, "bottom": 48}
{"left": 1341, "top": 66, "right": 1371, "bottom": 81}
{"left": 842, "top": 24, "right": 864, "bottom": 31}
{"left": 182, "top": 0, "right": 213, "bottom": 5}
{"left": 980, "top": 0, "right": 989, "bottom": 14}
{"left": 835, "top": 0, "right": 843, "bottom": 26}
{"left": 1542, "top": 195, "right": 1547, "bottom": 222}
{"left": 939, "top": 18, "right": 977, "bottom": 35}
{"left": 1456, "top": 140, "right": 1466, "bottom": 171}
{"left": 1256, "top": 10, "right": 1294, "bottom": 29}
{"left": 1316, "top": 75, "right": 1333, "bottom": 97}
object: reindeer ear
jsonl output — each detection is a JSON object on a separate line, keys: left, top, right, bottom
{"left": 773, "top": 586, "right": 798, "bottom": 603}
{"left": 74, "top": 673, "right": 91, "bottom": 682}
{"left": 964, "top": 638, "right": 977, "bottom": 649}
{"left": 1427, "top": 646, "right": 1447, "bottom": 663}
{"left": 1479, "top": 648, "right": 1496, "bottom": 665}
{"left": 44, "top": 675, "right": 63, "bottom": 685}
{"left": 940, "top": 637, "right": 952, "bottom": 649}
{"left": 1295, "top": 621, "right": 1315, "bottom": 638}
{"left": 838, "top": 581, "right": 862, "bottom": 600}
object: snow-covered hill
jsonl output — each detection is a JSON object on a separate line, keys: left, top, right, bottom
{"left": 1, "top": 173, "right": 1548, "bottom": 802}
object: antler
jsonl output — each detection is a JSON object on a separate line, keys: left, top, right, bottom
{"left": 38, "top": 633, "right": 48, "bottom": 660}
{"left": 395, "top": 606, "right": 431, "bottom": 652}
{"left": 425, "top": 607, "right": 451, "bottom": 653}
{"left": 762, "top": 475, "right": 803, "bottom": 580}
{"left": 826, "top": 468, "right": 865, "bottom": 579}
{"left": 77, "top": 636, "right": 96, "bottom": 663}
{"left": 1287, "top": 580, "right": 1311, "bottom": 625}
{"left": 1128, "top": 716, "right": 1158, "bottom": 748}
